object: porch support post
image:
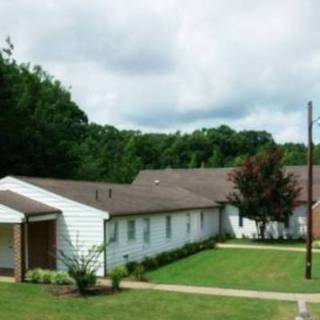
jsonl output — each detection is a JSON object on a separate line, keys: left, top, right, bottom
{"left": 48, "top": 220, "right": 57, "bottom": 269}
{"left": 13, "top": 223, "right": 25, "bottom": 282}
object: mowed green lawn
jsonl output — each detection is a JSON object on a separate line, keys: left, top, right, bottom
{"left": 148, "top": 248, "right": 320, "bottom": 293}
{"left": 0, "top": 282, "right": 298, "bottom": 320}
{"left": 223, "top": 238, "right": 306, "bottom": 247}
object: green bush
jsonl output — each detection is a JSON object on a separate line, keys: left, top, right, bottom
{"left": 69, "top": 270, "right": 97, "bottom": 291}
{"left": 51, "top": 271, "right": 73, "bottom": 285}
{"left": 126, "top": 238, "right": 216, "bottom": 274}
{"left": 142, "top": 257, "right": 159, "bottom": 270}
{"left": 41, "top": 270, "right": 52, "bottom": 284}
{"left": 25, "top": 268, "right": 43, "bottom": 283}
{"left": 157, "top": 252, "right": 172, "bottom": 266}
{"left": 132, "top": 264, "right": 146, "bottom": 281}
{"left": 56, "top": 241, "right": 107, "bottom": 294}
{"left": 126, "top": 261, "right": 139, "bottom": 274}
{"left": 110, "top": 266, "right": 128, "bottom": 291}
{"left": 25, "top": 269, "right": 73, "bottom": 285}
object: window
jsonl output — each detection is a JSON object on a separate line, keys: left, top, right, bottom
{"left": 109, "top": 222, "right": 119, "bottom": 243}
{"left": 239, "top": 214, "right": 243, "bottom": 227}
{"left": 200, "top": 211, "right": 204, "bottom": 231}
{"left": 127, "top": 220, "right": 136, "bottom": 241}
{"left": 143, "top": 218, "right": 151, "bottom": 243}
{"left": 166, "top": 216, "right": 172, "bottom": 239}
{"left": 186, "top": 213, "right": 191, "bottom": 234}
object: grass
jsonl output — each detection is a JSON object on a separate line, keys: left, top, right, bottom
{"left": 310, "top": 304, "right": 320, "bottom": 319}
{"left": 0, "top": 282, "right": 298, "bottom": 320}
{"left": 147, "top": 248, "right": 320, "bottom": 293}
{"left": 222, "top": 238, "right": 306, "bottom": 247}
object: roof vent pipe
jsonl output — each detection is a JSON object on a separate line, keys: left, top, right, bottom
{"left": 154, "top": 180, "right": 160, "bottom": 186}
{"left": 95, "top": 189, "right": 99, "bottom": 200}
{"left": 108, "top": 188, "right": 112, "bottom": 199}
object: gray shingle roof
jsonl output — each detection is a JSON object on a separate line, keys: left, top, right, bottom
{"left": 0, "top": 190, "right": 61, "bottom": 216}
{"left": 13, "top": 177, "right": 218, "bottom": 216}
{"left": 133, "top": 166, "right": 320, "bottom": 203}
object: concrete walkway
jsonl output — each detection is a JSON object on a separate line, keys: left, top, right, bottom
{"left": 100, "top": 279, "right": 320, "bottom": 303}
{"left": 0, "top": 276, "right": 14, "bottom": 283}
{"left": 216, "top": 243, "right": 320, "bottom": 253}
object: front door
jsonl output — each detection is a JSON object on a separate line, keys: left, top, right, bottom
{"left": 0, "top": 224, "right": 14, "bottom": 269}
{"left": 28, "top": 220, "right": 56, "bottom": 270}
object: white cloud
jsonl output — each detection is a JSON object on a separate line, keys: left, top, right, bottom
{"left": 1, "top": 0, "right": 320, "bottom": 142}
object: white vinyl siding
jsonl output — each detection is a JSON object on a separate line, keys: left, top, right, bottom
{"left": 0, "top": 177, "right": 108, "bottom": 276}
{"left": 222, "top": 204, "right": 307, "bottom": 239}
{"left": 106, "top": 208, "right": 219, "bottom": 271}
{"left": 0, "top": 204, "right": 24, "bottom": 223}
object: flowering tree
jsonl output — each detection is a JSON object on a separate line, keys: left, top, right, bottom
{"left": 227, "top": 148, "right": 302, "bottom": 239}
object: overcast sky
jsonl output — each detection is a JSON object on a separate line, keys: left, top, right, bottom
{"left": 1, "top": 0, "right": 320, "bottom": 143}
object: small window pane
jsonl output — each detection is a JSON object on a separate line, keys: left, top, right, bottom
{"left": 143, "top": 218, "right": 150, "bottom": 243}
{"left": 127, "top": 220, "right": 136, "bottom": 241}
{"left": 109, "top": 222, "right": 118, "bottom": 243}
{"left": 186, "top": 213, "right": 191, "bottom": 234}
{"left": 166, "top": 216, "right": 171, "bottom": 239}
{"left": 200, "top": 212, "right": 204, "bottom": 231}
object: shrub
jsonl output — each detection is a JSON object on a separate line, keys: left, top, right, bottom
{"left": 157, "top": 252, "right": 172, "bottom": 266}
{"left": 41, "top": 270, "right": 52, "bottom": 284}
{"left": 25, "top": 269, "right": 73, "bottom": 285}
{"left": 25, "top": 268, "right": 43, "bottom": 283}
{"left": 51, "top": 271, "right": 73, "bottom": 285}
{"left": 126, "top": 238, "right": 216, "bottom": 274}
{"left": 56, "top": 239, "right": 107, "bottom": 293}
{"left": 203, "top": 239, "right": 215, "bottom": 250}
{"left": 142, "top": 257, "right": 159, "bottom": 270}
{"left": 110, "top": 266, "right": 128, "bottom": 291}
{"left": 69, "top": 270, "right": 97, "bottom": 290}
{"left": 126, "top": 261, "right": 139, "bottom": 274}
{"left": 132, "top": 264, "right": 146, "bottom": 281}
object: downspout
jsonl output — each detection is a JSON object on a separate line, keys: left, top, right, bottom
{"left": 103, "top": 216, "right": 112, "bottom": 277}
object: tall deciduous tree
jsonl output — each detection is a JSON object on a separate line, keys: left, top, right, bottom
{"left": 227, "top": 148, "right": 302, "bottom": 239}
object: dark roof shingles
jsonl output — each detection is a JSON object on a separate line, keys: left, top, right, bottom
{"left": 14, "top": 177, "right": 217, "bottom": 216}
{"left": 0, "top": 190, "right": 61, "bottom": 216}
{"left": 133, "top": 166, "right": 320, "bottom": 203}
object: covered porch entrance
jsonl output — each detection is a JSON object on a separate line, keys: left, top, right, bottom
{"left": 0, "top": 190, "right": 61, "bottom": 282}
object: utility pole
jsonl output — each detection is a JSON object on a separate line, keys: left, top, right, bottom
{"left": 305, "top": 101, "right": 313, "bottom": 280}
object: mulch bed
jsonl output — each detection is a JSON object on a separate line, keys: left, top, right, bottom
{"left": 47, "top": 284, "right": 127, "bottom": 298}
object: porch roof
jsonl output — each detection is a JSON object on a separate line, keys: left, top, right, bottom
{"left": 0, "top": 190, "right": 61, "bottom": 217}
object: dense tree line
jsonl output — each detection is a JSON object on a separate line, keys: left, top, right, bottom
{"left": 0, "top": 40, "right": 316, "bottom": 183}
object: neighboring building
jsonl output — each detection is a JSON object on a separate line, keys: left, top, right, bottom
{"left": 133, "top": 166, "right": 320, "bottom": 240}
{"left": 0, "top": 176, "right": 218, "bottom": 282}
{"left": 0, "top": 165, "right": 317, "bottom": 282}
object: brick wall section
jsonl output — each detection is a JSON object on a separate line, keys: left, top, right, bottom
{"left": 313, "top": 206, "right": 320, "bottom": 239}
{"left": 13, "top": 223, "right": 25, "bottom": 282}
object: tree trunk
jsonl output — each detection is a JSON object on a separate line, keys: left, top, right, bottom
{"left": 259, "top": 222, "right": 266, "bottom": 240}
